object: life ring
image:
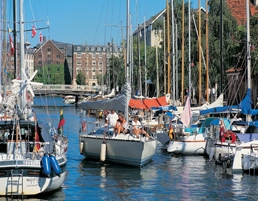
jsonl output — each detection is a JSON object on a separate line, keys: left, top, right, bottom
{"left": 82, "top": 121, "right": 86, "bottom": 132}
{"left": 221, "top": 130, "right": 236, "bottom": 143}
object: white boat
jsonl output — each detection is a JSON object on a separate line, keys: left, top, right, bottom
{"left": 0, "top": 0, "right": 68, "bottom": 196}
{"left": 78, "top": 83, "right": 157, "bottom": 166}
{"left": 167, "top": 117, "right": 215, "bottom": 155}
{"left": 63, "top": 95, "right": 76, "bottom": 104}
{"left": 232, "top": 140, "right": 258, "bottom": 173}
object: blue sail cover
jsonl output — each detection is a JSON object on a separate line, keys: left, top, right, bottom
{"left": 200, "top": 89, "right": 255, "bottom": 115}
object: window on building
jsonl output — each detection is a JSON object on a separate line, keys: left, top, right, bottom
{"left": 92, "top": 53, "right": 96, "bottom": 58}
{"left": 47, "top": 55, "right": 51, "bottom": 59}
{"left": 77, "top": 47, "right": 81, "bottom": 51}
{"left": 92, "top": 67, "right": 96, "bottom": 72}
{"left": 92, "top": 61, "right": 96, "bottom": 65}
{"left": 76, "top": 60, "right": 82, "bottom": 65}
{"left": 103, "top": 47, "right": 106, "bottom": 51}
{"left": 57, "top": 67, "right": 60, "bottom": 72}
{"left": 38, "top": 54, "right": 42, "bottom": 58}
{"left": 56, "top": 62, "right": 60, "bottom": 65}
{"left": 92, "top": 75, "right": 96, "bottom": 79}
{"left": 77, "top": 53, "right": 81, "bottom": 58}
{"left": 97, "top": 47, "right": 101, "bottom": 51}
{"left": 57, "top": 54, "right": 60, "bottom": 59}
{"left": 47, "top": 48, "right": 51, "bottom": 52}
{"left": 99, "top": 53, "right": 102, "bottom": 58}
{"left": 47, "top": 61, "right": 51, "bottom": 65}
{"left": 99, "top": 67, "right": 102, "bottom": 72}
{"left": 98, "top": 61, "right": 103, "bottom": 66}
{"left": 48, "top": 67, "right": 50, "bottom": 72}
{"left": 38, "top": 61, "right": 42, "bottom": 65}
{"left": 91, "top": 47, "right": 95, "bottom": 51}
{"left": 85, "top": 67, "right": 89, "bottom": 72}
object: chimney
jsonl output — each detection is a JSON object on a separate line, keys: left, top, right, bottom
{"left": 43, "top": 36, "right": 46, "bottom": 43}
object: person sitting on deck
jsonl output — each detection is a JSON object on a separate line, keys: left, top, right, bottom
{"left": 114, "top": 113, "right": 128, "bottom": 135}
{"left": 132, "top": 115, "right": 151, "bottom": 139}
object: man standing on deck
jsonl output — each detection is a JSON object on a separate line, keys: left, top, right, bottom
{"left": 105, "top": 110, "right": 118, "bottom": 127}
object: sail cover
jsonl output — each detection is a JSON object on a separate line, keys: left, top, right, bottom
{"left": 78, "top": 82, "right": 131, "bottom": 113}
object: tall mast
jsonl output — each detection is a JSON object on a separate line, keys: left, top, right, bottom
{"left": 144, "top": 15, "right": 147, "bottom": 97}
{"left": 181, "top": 0, "right": 185, "bottom": 104}
{"left": 220, "top": 0, "right": 223, "bottom": 94}
{"left": 126, "top": 0, "right": 130, "bottom": 82}
{"left": 171, "top": 0, "right": 175, "bottom": 105}
{"left": 156, "top": 45, "right": 159, "bottom": 97}
{"left": 188, "top": 0, "right": 191, "bottom": 96}
{"left": 166, "top": 0, "right": 171, "bottom": 95}
{"left": 163, "top": 15, "right": 166, "bottom": 95}
{"left": 198, "top": 0, "right": 202, "bottom": 105}
{"left": 246, "top": 0, "right": 251, "bottom": 121}
{"left": 20, "top": 0, "right": 25, "bottom": 110}
{"left": 205, "top": 0, "right": 209, "bottom": 102}
{"left": 13, "top": 0, "right": 17, "bottom": 78}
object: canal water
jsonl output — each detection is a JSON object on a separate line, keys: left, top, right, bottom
{"left": 2, "top": 96, "right": 258, "bottom": 201}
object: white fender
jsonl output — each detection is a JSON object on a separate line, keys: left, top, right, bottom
{"left": 80, "top": 141, "right": 84, "bottom": 155}
{"left": 100, "top": 143, "right": 106, "bottom": 162}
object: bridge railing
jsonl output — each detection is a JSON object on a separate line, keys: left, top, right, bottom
{"left": 32, "top": 84, "right": 107, "bottom": 92}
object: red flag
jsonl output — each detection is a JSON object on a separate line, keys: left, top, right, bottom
{"left": 9, "top": 34, "right": 14, "bottom": 55}
{"left": 34, "top": 114, "right": 40, "bottom": 152}
{"left": 32, "top": 25, "right": 37, "bottom": 38}
{"left": 39, "top": 33, "right": 43, "bottom": 43}
{"left": 181, "top": 96, "right": 192, "bottom": 127}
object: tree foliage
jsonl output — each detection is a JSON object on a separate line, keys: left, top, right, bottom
{"left": 34, "top": 64, "right": 65, "bottom": 84}
{"left": 76, "top": 72, "right": 86, "bottom": 85}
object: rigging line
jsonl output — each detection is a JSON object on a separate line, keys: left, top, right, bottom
{"left": 116, "top": 0, "right": 122, "bottom": 43}
{"left": 135, "top": 0, "right": 139, "bottom": 25}
{"left": 93, "top": 0, "right": 106, "bottom": 45}
{"left": 104, "top": 0, "right": 109, "bottom": 45}
{"left": 109, "top": 0, "right": 114, "bottom": 40}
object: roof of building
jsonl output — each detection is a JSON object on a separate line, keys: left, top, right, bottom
{"left": 226, "top": 0, "right": 258, "bottom": 25}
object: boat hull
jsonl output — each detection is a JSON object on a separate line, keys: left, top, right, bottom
{"left": 0, "top": 154, "right": 67, "bottom": 196}
{"left": 167, "top": 135, "right": 206, "bottom": 155}
{"left": 80, "top": 134, "right": 157, "bottom": 166}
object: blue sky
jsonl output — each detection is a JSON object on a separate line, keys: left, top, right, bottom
{"left": 6, "top": 0, "right": 206, "bottom": 47}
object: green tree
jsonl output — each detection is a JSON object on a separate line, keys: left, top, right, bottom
{"left": 34, "top": 64, "right": 65, "bottom": 84}
{"left": 76, "top": 72, "right": 85, "bottom": 85}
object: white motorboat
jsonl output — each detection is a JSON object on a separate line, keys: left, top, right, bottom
{"left": 63, "top": 95, "right": 76, "bottom": 104}
{"left": 0, "top": 0, "right": 68, "bottom": 196}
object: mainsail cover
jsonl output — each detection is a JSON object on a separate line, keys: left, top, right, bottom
{"left": 78, "top": 82, "right": 131, "bottom": 113}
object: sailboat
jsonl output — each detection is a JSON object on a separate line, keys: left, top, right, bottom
{"left": 0, "top": 0, "right": 68, "bottom": 196}
{"left": 78, "top": 0, "right": 157, "bottom": 167}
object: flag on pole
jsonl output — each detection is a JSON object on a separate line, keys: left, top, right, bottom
{"left": 8, "top": 27, "right": 13, "bottom": 33}
{"left": 39, "top": 33, "right": 43, "bottom": 43}
{"left": 9, "top": 34, "right": 14, "bottom": 55}
{"left": 34, "top": 115, "right": 40, "bottom": 152}
{"left": 57, "top": 109, "right": 65, "bottom": 134}
{"left": 181, "top": 96, "right": 192, "bottom": 127}
{"left": 32, "top": 25, "right": 37, "bottom": 38}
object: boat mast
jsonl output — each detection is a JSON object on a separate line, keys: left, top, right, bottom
{"left": 205, "top": 0, "right": 209, "bottom": 103}
{"left": 125, "top": 0, "right": 130, "bottom": 121}
{"left": 20, "top": 0, "right": 26, "bottom": 110}
{"left": 163, "top": 15, "right": 166, "bottom": 95}
{"left": 188, "top": 0, "right": 191, "bottom": 97}
{"left": 246, "top": 0, "right": 251, "bottom": 121}
{"left": 171, "top": 0, "right": 175, "bottom": 105}
{"left": 198, "top": 0, "right": 202, "bottom": 105}
{"left": 181, "top": 0, "right": 185, "bottom": 104}
{"left": 144, "top": 15, "right": 147, "bottom": 97}
{"left": 166, "top": 0, "right": 171, "bottom": 96}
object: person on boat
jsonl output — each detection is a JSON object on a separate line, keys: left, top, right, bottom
{"left": 219, "top": 120, "right": 226, "bottom": 141}
{"left": 105, "top": 110, "right": 118, "bottom": 127}
{"left": 114, "top": 113, "right": 128, "bottom": 135}
{"left": 132, "top": 116, "right": 151, "bottom": 139}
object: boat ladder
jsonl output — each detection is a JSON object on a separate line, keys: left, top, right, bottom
{"left": 7, "top": 169, "right": 24, "bottom": 198}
